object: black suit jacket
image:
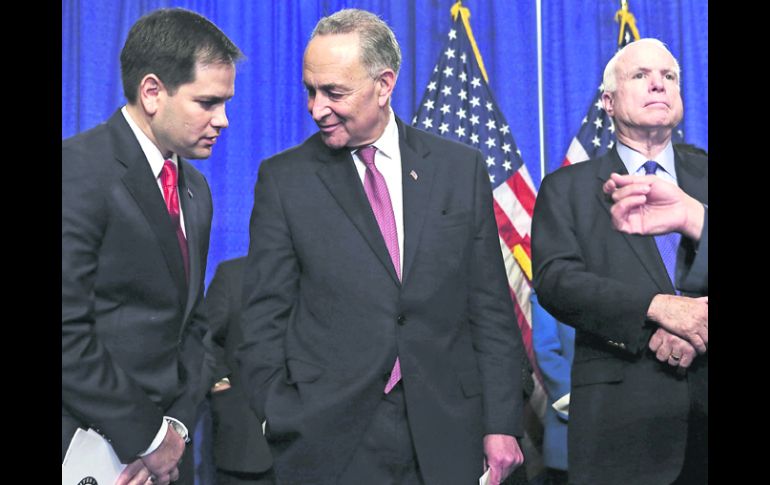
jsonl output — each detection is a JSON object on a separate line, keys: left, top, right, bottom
{"left": 204, "top": 257, "right": 273, "bottom": 474}
{"left": 236, "top": 117, "right": 525, "bottom": 485}
{"left": 62, "top": 109, "right": 213, "bottom": 462}
{"left": 532, "top": 146, "right": 708, "bottom": 485}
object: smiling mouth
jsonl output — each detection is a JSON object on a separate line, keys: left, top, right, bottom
{"left": 318, "top": 123, "right": 340, "bottom": 133}
{"left": 645, "top": 101, "right": 669, "bottom": 108}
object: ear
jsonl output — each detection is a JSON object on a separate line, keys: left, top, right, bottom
{"left": 601, "top": 91, "right": 614, "bottom": 117}
{"left": 137, "top": 74, "right": 165, "bottom": 116}
{"left": 376, "top": 69, "right": 397, "bottom": 108}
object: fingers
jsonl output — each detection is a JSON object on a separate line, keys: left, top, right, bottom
{"left": 116, "top": 459, "right": 152, "bottom": 485}
{"left": 611, "top": 183, "right": 652, "bottom": 203}
{"left": 143, "top": 469, "right": 177, "bottom": 485}
{"left": 651, "top": 328, "right": 698, "bottom": 369}
{"left": 655, "top": 338, "right": 673, "bottom": 362}
{"left": 602, "top": 177, "right": 617, "bottom": 195}
{"left": 609, "top": 172, "right": 656, "bottom": 187}
{"left": 677, "top": 346, "right": 696, "bottom": 369}
{"left": 487, "top": 465, "right": 502, "bottom": 485}
{"left": 604, "top": 173, "right": 650, "bottom": 195}
{"left": 691, "top": 334, "right": 707, "bottom": 354}
{"left": 648, "top": 330, "right": 663, "bottom": 352}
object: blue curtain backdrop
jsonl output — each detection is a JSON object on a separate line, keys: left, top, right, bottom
{"left": 62, "top": 0, "right": 708, "bottom": 286}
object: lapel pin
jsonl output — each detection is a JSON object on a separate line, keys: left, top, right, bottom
{"left": 410, "top": 170, "right": 418, "bottom": 181}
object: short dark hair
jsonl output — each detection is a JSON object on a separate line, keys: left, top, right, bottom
{"left": 120, "top": 8, "right": 243, "bottom": 104}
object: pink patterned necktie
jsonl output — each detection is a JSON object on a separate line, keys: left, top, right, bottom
{"left": 160, "top": 160, "right": 189, "bottom": 282}
{"left": 357, "top": 145, "right": 402, "bottom": 393}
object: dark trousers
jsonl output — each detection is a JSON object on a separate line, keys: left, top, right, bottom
{"left": 338, "top": 383, "right": 424, "bottom": 485}
{"left": 671, "top": 403, "right": 707, "bottom": 485}
{"left": 217, "top": 468, "right": 275, "bottom": 485}
{"left": 175, "top": 444, "right": 195, "bottom": 485}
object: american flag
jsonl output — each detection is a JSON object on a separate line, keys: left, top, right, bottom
{"left": 562, "top": 3, "right": 683, "bottom": 167}
{"left": 411, "top": 7, "right": 538, "bottom": 376}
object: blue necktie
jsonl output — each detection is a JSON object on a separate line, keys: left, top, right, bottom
{"left": 643, "top": 161, "right": 680, "bottom": 292}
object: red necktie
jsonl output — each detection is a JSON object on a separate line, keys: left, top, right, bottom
{"left": 357, "top": 146, "right": 402, "bottom": 393}
{"left": 160, "top": 160, "right": 189, "bottom": 282}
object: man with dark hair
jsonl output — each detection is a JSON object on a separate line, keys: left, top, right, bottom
{"left": 204, "top": 257, "right": 275, "bottom": 485}
{"left": 237, "top": 8, "right": 525, "bottom": 485}
{"left": 532, "top": 39, "right": 707, "bottom": 485}
{"left": 62, "top": 8, "right": 242, "bottom": 485}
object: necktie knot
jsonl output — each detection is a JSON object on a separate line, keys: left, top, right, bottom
{"left": 643, "top": 160, "right": 659, "bottom": 175}
{"left": 160, "top": 160, "right": 178, "bottom": 188}
{"left": 358, "top": 145, "right": 377, "bottom": 168}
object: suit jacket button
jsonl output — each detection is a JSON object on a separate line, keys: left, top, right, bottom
{"left": 397, "top": 314, "right": 406, "bottom": 325}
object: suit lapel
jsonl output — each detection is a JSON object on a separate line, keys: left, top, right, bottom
{"left": 673, "top": 148, "right": 708, "bottom": 205}
{"left": 595, "top": 149, "right": 673, "bottom": 293}
{"left": 110, "top": 113, "right": 189, "bottom": 308}
{"left": 315, "top": 139, "right": 401, "bottom": 285}
{"left": 399, "top": 120, "right": 434, "bottom": 283}
{"left": 178, "top": 161, "right": 202, "bottom": 323}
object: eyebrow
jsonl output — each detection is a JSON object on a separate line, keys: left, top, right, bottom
{"left": 629, "top": 66, "right": 677, "bottom": 76}
{"left": 195, "top": 95, "right": 233, "bottom": 103}
{"left": 303, "top": 82, "right": 344, "bottom": 91}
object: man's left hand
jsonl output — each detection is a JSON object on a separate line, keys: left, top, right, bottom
{"left": 483, "top": 433, "right": 524, "bottom": 484}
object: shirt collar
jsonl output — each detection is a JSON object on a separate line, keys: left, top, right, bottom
{"left": 121, "top": 106, "right": 178, "bottom": 178}
{"left": 351, "top": 108, "right": 398, "bottom": 161}
{"left": 616, "top": 139, "right": 676, "bottom": 182}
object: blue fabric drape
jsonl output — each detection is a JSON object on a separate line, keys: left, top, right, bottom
{"left": 62, "top": 0, "right": 707, "bottom": 286}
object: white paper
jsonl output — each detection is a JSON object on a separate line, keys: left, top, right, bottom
{"left": 552, "top": 392, "right": 570, "bottom": 416}
{"left": 479, "top": 467, "right": 490, "bottom": 485}
{"left": 62, "top": 428, "right": 126, "bottom": 485}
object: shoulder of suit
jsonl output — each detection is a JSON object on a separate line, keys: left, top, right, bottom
{"left": 62, "top": 110, "right": 136, "bottom": 176}
{"left": 542, "top": 154, "right": 604, "bottom": 186}
{"left": 259, "top": 131, "right": 327, "bottom": 172}
{"left": 675, "top": 146, "right": 708, "bottom": 170}
{"left": 404, "top": 122, "right": 479, "bottom": 158}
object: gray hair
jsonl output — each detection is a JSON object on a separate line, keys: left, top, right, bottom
{"left": 311, "top": 8, "right": 402, "bottom": 78}
{"left": 602, "top": 38, "right": 680, "bottom": 93}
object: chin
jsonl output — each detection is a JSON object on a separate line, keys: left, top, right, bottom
{"left": 321, "top": 135, "right": 348, "bottom": 150}
{"left": 183, "top": 149, "right": 213, "bottom": 160}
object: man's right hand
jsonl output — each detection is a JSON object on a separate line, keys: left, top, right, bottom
{"left": 648, "top": 327, "right": 697, "bottom": 369}
{"left": 647, "top": 294, "right": 708, "bottom": 353}
{"left": 139, "top": 422, "right": 185, "bottom": 485}
{"left": 114, "top": 458, "right": 152, "bottom": 485}
{"left": 602, "top": 172, "right": 705, "bottom": 240}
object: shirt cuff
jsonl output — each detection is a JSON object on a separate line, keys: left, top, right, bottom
{"left": 139, "top": 419, "right": 168, "bottom": 457}
{"left": 138, "top": 417, "right": 189, "bottom": 456}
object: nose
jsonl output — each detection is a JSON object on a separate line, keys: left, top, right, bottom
{"left": 309, "top": 93, "right": 331, "bottom": 122}
{"left": 212, "top": 105, "right": 229, "bottom": 129}
{"left": 649, "top": 73, "right": 665, "bottom": 92}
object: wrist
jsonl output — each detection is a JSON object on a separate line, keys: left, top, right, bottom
{"left": 682, "top": 196, "right": 705, "bottom": 240}
{"left": 646, "top": 294, "right": 668, "bottom": 323}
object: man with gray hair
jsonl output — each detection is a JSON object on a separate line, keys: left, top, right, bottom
{"left": 237, "top": 8, "right": 525, "bottom": 485}
{"left": 532, "top": 39, "right": 707, "bottom": 484}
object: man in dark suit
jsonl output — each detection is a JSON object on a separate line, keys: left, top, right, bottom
{"left": 204, "top": 257, "right": 274, "bottom": 484}
{"left": 62, "top": 8, "right": 242, "bottom": 485}
{"left": 532, "top": 39, "right": 707, "bottom": 485}
{"left": 236, "top": 8, "right": 525, "bottom": 485}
